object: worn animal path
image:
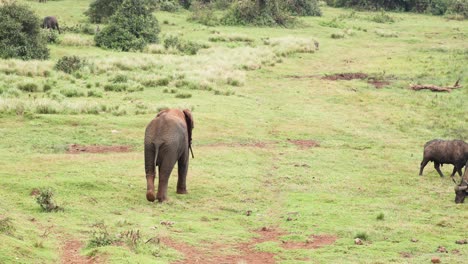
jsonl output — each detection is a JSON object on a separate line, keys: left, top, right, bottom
{"left": 61, "top": 239, "right": 96, "bottom": 264}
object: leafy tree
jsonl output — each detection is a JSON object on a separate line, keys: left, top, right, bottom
{"left": 286, "top": 0, "right": 322, "bottom": 16}
{"left": 86, "top": 0, "right": 124, "bottom": 23}
{"left": 95, "top": 0, "right": 160, "bottom": 51}
{"left": 0, "top": 1, "right": 49, "bottom": 60}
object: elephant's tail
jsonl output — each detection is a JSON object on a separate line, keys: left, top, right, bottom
{"left": 144, "top": 143, "right": 159, "bottom": 176}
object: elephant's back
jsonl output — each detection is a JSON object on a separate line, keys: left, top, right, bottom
{"left": 146, "top": 110, "right": 187, "bottom": 145}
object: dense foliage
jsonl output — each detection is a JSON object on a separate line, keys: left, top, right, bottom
{"left": 95, "top": 0, "right": 160, "bottom": 51}
{"left": 221, "top": 0, "right": 297, "bottom": 26}
{"left": 85, "top": 0, "right": 124, "bottom": 23}
{"left": 325, "top": 0, "right": 467, "bottom": 17}
{"left": 286, "top": 0, "right": 322, "bottom": 16}
{"left": 0, "top": 2, "right": 49, "bottom": 60}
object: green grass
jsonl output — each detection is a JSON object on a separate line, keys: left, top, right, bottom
{"left": 0, "top": 2, "right": 467, "bottom": 263}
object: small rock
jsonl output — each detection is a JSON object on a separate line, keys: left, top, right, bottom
{"left": 111, "top": 130, "right": 120, "bottom": 134}
{"left": 286, "top": 217, "right": 293, "bottom": 221}
{"left": 411, "top": 238, "right": 419, "bottom": 242}
{"left": 246, "top": 210, "right": 252, "bottom": 216}
{"left": 261, "top": 227, "right": 268, "bottom": 231}
{"left": 354, "top": 238, "right": 363, "bottom": 245}
{"left": 451, "top": 249, "right": 460, "bottom": 255}
{"left": 436, "top": 246, "right": 448, "bottom": 253}
{"left": 431, "top": 256, "right": 440, "bottom": 263}
{"left": 455, "top": 239, "right": 467, "bottom": 244}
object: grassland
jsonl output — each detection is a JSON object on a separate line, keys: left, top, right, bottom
{"left": 0, "top": 1, "right": 467, "bottom": 263}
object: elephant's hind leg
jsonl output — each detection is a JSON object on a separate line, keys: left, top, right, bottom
{"left": 157, "top": 157, "right": 177, "bottom": 202}
{"left": 177, "top": 154, "right": 189, "bottom": 194}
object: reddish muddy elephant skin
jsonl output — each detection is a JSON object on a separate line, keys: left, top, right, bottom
{"left": 144, "top": 109, "right": 194, "bottom": 202}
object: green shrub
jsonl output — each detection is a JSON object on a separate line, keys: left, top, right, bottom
{"left": 60, "top": 87, "right": 86, "bottom": 97}
{"left": 221, "top": 0, "right": 296, "bottom": 26}
{"left": 47, "top": 91, "right": 65, "bottom": 102}
{"left": 163, "top": 35, "right": 207, "bottom": 55}
{"left": 95, "top": 0, "right": 160, "bottom": 51}
{"left": 55, "top": 56, "right": 86, "bottom": 74}
{"left": 158, "top": 0, "right": 181, "bottom": 12}
{"left": 127, "top": 84, "right": 145, "bottom": 92}
{"left": 88, "top": 89, "right": 103, "bottom": 97}
{"left": 355, "top": 231, "right": 369, "bottom": 240}
{"left": 0, "top": 2, "right": 49, "bottom": 60}
{"left": 175, "top": 92, "right": 192, "bottom": 98}
{"left": 34, "top": 188, "right": 63, "bottom": 212}
{"left": 188, "top": 1, "right": 220, "bottom": 26}
{"left": 43, "top": 83, "right": 53, "bottom": 92}
{"left": 104, "top": 83, "right": 128, "bottom": 92}
{"left": 286, "top": 0, "right": 322, "bottom": 16}
{"left": 3, "top": 88, "right": 22, "bottom": 98}
{"left": 142, "top": 77, "right": 170, "bottom": 87}
{"left": 331, "top": 32, "right": 345, "bottom": 38}
{"left": 447, "top": 0, "right": 468, "bottom": 19}
{"left": 86, "top": 0, "right": 124, "bottom": 23}
{"left": 111, "top": 74, "right": 129, "bottom": 83}
{"left": 43, "top": 29, "right": 61, "bottom": 44}
{"left": 0, "top": 217, "right": 15, "bottom": 235}
{"left": 376, "top": 212, "right": 385, "bottom": 220}
{"left": 370, "top": 10, "right": 395, "bottom": 23}
{"left": 17, "top": 83, "right": 39, "bottom": 92}
{"left": 88, "top": 222, "right": 114, "bottom": 247}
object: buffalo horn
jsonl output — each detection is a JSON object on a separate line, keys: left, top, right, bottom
{"left": 454, "top": 185, "right": 468, "bottom": 191}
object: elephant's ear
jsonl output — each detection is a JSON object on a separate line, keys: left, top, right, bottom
{"left": 183, "top": 109, "right": 194, "bottom": 143}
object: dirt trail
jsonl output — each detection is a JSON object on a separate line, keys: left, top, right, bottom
{"left": 61, "top": 240, "right": 96, "bottom": 264}
{"left": 162, "top": 228, "right": 337, "bottom": 264}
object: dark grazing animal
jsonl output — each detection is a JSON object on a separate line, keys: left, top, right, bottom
{"left": 419, "top": 139, "right": 468, "bottom": 179}
{"left": 454, "top": 161, "right": 468, "bottom": 203}
{"left": 42, "top": 16, "right": 60, "bottom": 34}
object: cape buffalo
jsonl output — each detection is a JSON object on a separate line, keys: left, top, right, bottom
{"left": 419, "top": 139, "right": 468, "bottom": 180}
{"left": 42, "top": 16, "right": 60, "bottom": 34}
{"left": 454, "top": 161, "right": 468, "bottom": 203}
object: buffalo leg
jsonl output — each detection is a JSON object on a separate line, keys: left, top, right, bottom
{"left": 419, "top": 158, "right": 429, "bottom": 176}
{"left": 434, "top": 162, "right": 444, "bottom": 177}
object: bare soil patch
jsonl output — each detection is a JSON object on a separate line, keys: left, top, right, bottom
{"left": 67, "top": 144, "right": 132, "bottom": 154}
{"left": 282, "top": 234, "right": 337, "bottom": 250}
{"left": 323, "top": 73, "right": 392, "bottom": 88}
{"left": 368, "top": 79, "right": 390, "bottom": 88}
{"left": 163, "top": 228, "right": 336, "bottom": 264}
{"left": 288, "top": 139, "right": 320, "bottom": 149}
{"left": 322, "top": 73, "right": 368, "bottom": 81}
{"left": 205, "top": 141, "right": 273, "bottom": 149}
{"left": 61, "top": 240, "right": 96, "bottom": 264}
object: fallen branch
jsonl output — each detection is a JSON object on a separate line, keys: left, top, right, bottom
{"left": 410, "top": 79, "right": 462, "bottom": 92}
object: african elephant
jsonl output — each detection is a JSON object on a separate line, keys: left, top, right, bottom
{"left": 42, "top": 16, "right": 60, "bottom": 34}
{"left": 144, "top": 109, "right": 194, "bottom": 203}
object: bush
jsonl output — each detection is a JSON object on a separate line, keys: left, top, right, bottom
{"left": 104, "top": 83, "right": 128, "bottom": 92}
{"left": 18, "top": 83, "right": 39, "bottom": 92}
{"left": 327, "top": 0, "right": 467, "bottom": 17}
{"left": 175, "top": 92, "right": 192, "bottom": 98}
{"left": 87, "top": 89, "right": 103, "bottom": 97}
{"left": 60, "top": 87, "right": 86, "bottom": 97}
{"left": 285, "top": 0, "right": 322, "bottom": 16}
{"left": 0, "top": 2, "right": 49, "bottom": 60}
{"left": 158, "top": 0, "right": 181, "bottom": 11}
{"left": 221, "top": 0, "right": 296, "bottom": 26}
{"left": 0, "top": 217, "right": 14, "bottom": 235}
{"left": 163, "top": 35, "right": 207, "bottom": 55}
{"left": 95, "top": 0, "right": 160, "bottom": 51}
{"left": 188, "top": 1, "right": 220, "bottom": 26}
{"left": 447, "top": 0, "right": 468, "bottom": 19}
{"left": 34, "top": 188, "right": 63, "bottom": 212}
{"left": 88, "top": 222, "right": 114, "bottom": 248}
{"left": 86, "top": 0, "right": 124, "bottom": 23}
{"left": 43, "top": 29, "right": 60, "bottom": 44}
{"left": 55, "top": 56, "right": 86, "bottom": 74}
{"left": 370, "top": 10, "right": 395, "bottom": 23}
